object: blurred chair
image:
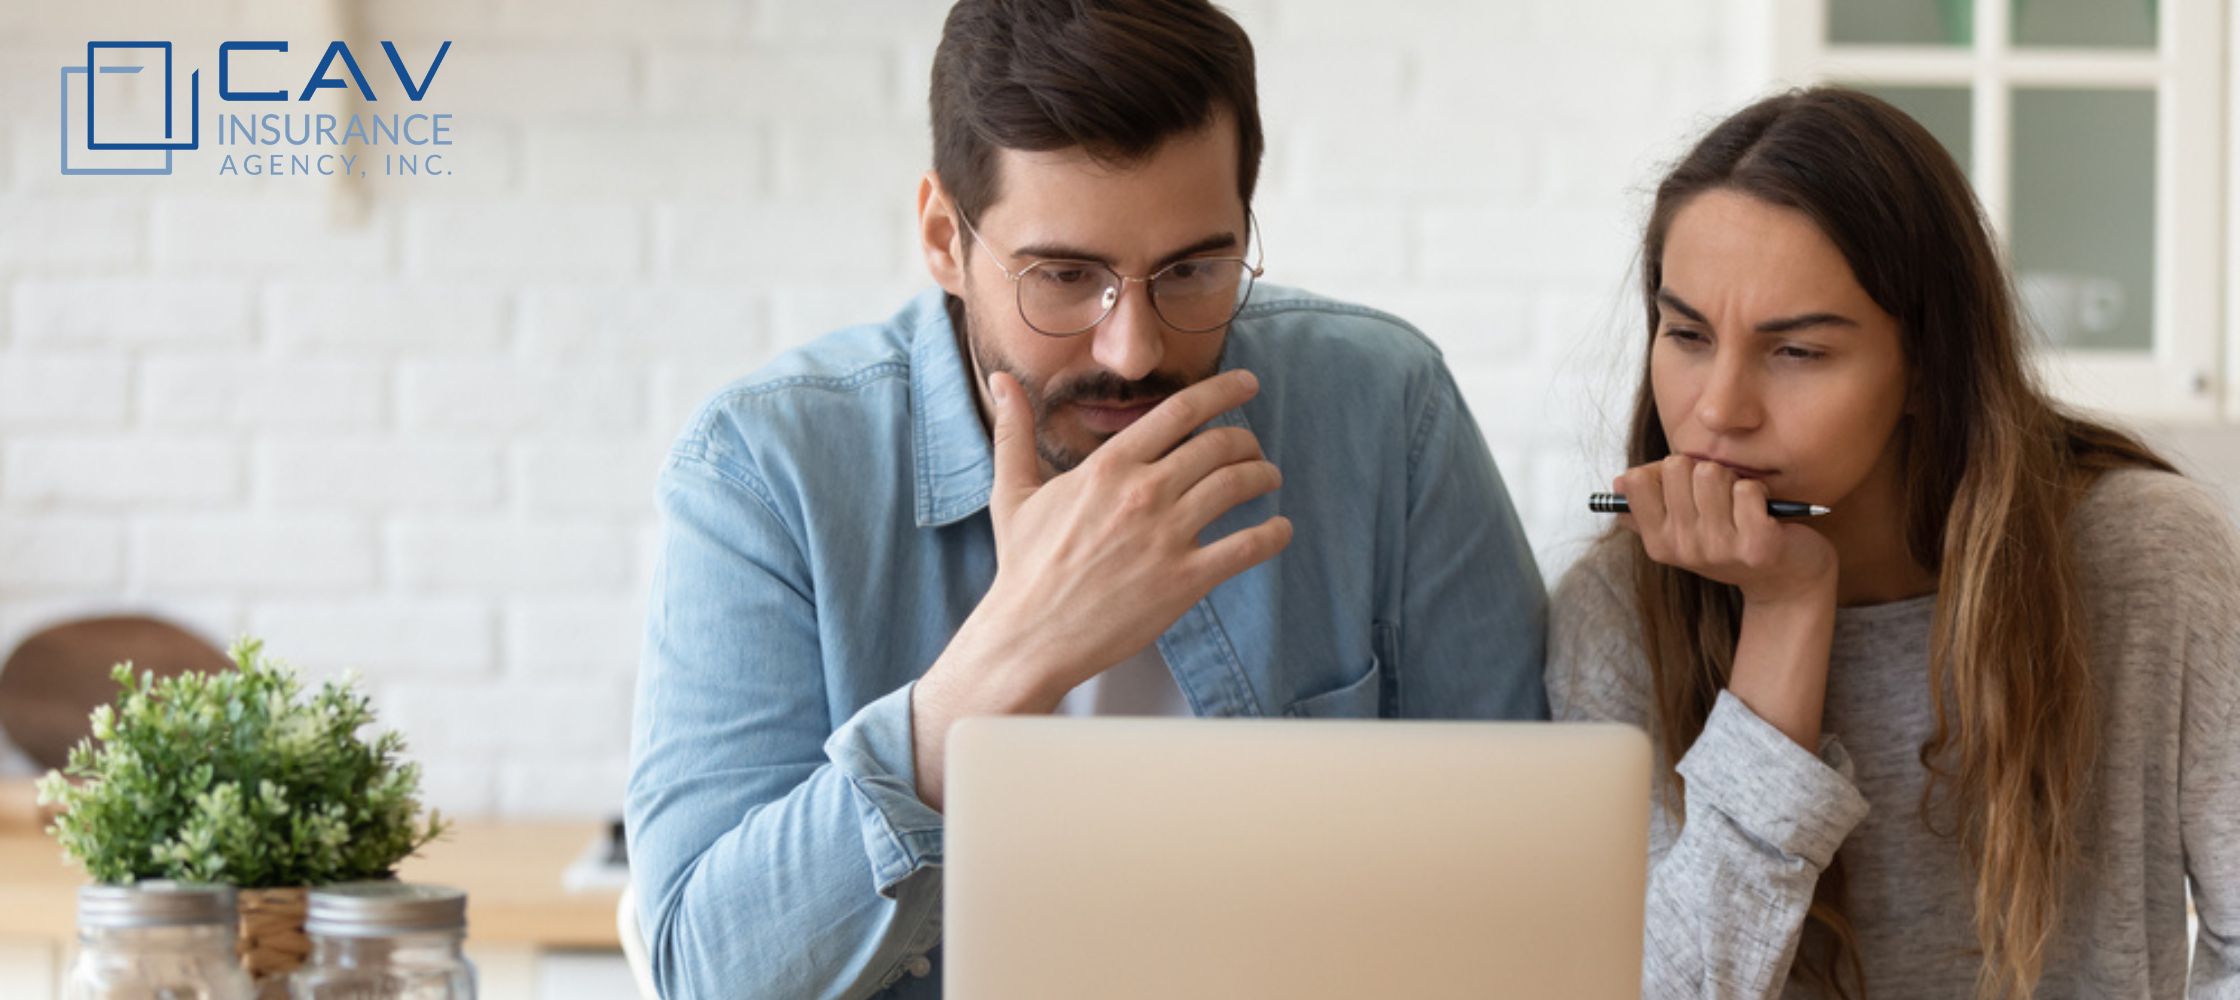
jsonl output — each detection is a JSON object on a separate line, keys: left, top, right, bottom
{"left": 617, "top": 880, "right": 659, "bottom": 999}
{"left": 0, "top": 616, "right": 233, "bottom": 771}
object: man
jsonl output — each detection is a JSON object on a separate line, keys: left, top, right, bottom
{"left": 625, "top": 1, "right": 1546, "bottom": 996}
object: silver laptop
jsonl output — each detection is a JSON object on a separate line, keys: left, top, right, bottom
{"left": 944, "top": 718, "right": 1651, "bottom": 999}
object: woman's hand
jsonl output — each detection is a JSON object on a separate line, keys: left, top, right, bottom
{"left": 1614, "top": 455, "right": 1841, "bottom": 749}
{"left": 1613, "top": 455, "right": 1837, "bottom": 608}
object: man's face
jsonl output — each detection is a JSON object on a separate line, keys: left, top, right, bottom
{"left": 939, "top": 115, "right": 1249, "bottom": 474}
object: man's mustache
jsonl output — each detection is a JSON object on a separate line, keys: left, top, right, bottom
{"left": 1039, "top": 372, "right": 1194, "bottom": 413}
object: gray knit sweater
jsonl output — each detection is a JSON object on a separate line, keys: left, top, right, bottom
{"left": 1548, "top": 469, "right": 2240, "bottom": 998}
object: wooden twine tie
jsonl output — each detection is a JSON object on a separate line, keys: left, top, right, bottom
{"left": 238, "top": 887, "right": 312, "bottom": 995}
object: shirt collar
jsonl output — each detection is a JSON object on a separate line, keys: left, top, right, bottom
{"left": 909, "top": 291, "right": 994, "bottom": 528}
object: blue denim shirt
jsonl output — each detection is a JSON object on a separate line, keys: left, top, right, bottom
{"left": 627, "top": 285, "right": 1548, "bottom": 999}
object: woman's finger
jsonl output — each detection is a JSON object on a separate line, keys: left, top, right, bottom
{"left": 1692, "top": 460, "right": 1737, "bottom": 554}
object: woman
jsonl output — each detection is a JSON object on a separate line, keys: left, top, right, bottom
{"left": 1548, "top": 86, "right": 2237, "bottom": 998}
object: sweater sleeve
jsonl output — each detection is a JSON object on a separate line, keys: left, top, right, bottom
{"left": 2183, "top": 615, "right": 2240, "bottom": 997}
{"left": 1548, "top": 539, "right": 1870, "bottom": 999}
{"left": 2158, "top": 481, "right": 2240, "bottom": 998}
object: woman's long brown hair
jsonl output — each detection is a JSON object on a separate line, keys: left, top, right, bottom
{"left": 1627, "top": 87, "right": 2175, "bottom": 998}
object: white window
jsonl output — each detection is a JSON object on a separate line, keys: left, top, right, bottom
{"left": 1766, "top": 0, "right": 2226, "bottom": 422}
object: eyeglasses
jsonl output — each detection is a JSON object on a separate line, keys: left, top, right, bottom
{"left": 959, "top": 213, "right": 1265, "bottom": 337}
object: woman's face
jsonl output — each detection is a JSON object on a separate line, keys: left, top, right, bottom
{"left": 1650, "top": 189, "right": 1912, "bottom": 513}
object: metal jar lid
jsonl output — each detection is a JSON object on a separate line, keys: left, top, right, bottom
{"left": 77, "top": 881, "right": 238, "bottom": 929}
{"left": 305, "top": 882, "right": 467, "bottom": 938}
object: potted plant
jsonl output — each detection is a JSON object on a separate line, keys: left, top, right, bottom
{"left": 36, "top": 637, "right": 448, "bottom": 996}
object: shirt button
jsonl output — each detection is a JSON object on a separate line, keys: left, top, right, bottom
{"left": 905, "top": 955, "right": 932, "bottom": 978}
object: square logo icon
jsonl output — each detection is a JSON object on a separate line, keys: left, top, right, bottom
{"left": 61, "top": 41, "right": 201, "bottom": 175}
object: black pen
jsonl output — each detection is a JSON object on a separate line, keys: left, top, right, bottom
{"left": 1589, "top": 492, "right": 1830, "bottom": 518}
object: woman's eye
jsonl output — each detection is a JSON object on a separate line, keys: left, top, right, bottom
{"left": 1660, "top": 327, "right": 1707, "bottom": 344}
{"left": 1775, "top": 344, "right": 1826, "bottom": 361}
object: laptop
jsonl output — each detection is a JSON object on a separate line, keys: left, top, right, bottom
{"left": 943, "top": 718, "right": 1650, "bottom": 999}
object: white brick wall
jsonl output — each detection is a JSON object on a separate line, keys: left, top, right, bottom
{"left": 388, "top": 519, "right": 636, "bottom": 592}
{"left": 142, "top": 357, "right": 388, "bottom": 429}
{"left": 4, "top": 436, "right": 241, "bottom": 507}
{"left": 257, "top": 438, "right": 503, "bottom": 510}
{"left": 132, "top": 514, "right": 379, "bottom": 591}
{"left": 0, "top": 0, "right": 1809, "bottom": 819}
{"left": 0, "top": 199, "right": 143, "bottom": 268}
{"left": 14, "top": 279, "right": 255, "bottom": 348}
{"left": 0, "top": 357, "right": 133, "bottom": 427}
{"left": 0, "top": 517, "right": 124, "bottom": 589}
{"left": 403, "top": 202, "right": 647, "bottom": 280}
{"left": 266, "top": 281, "right": 509, "bottom": 355}
{"left": 248, "top": 597, "right": 497, "bottom": 679}
{"left": 397, "top": 360, "right": 643, "bottom": 434}
{"left": 514, "top": 285, "right": 766, "bottom": 365}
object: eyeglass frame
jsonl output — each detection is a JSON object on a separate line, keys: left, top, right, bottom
{"left": 956, "top": 210, "right": 1266, "bottom": 337}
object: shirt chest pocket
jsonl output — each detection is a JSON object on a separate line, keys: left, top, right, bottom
{"left": 1279, "top": 621, "right": 1397, "bottom": 719}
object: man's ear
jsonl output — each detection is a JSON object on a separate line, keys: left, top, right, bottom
{"left": 918, "top": 171, "right": 967, "bottom": 297}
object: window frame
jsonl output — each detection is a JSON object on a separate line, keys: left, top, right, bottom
{"left": 1766, "top": 0, "right": 2227, "bottom": 423}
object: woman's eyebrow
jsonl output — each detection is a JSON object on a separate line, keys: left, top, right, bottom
{"left": 1755, "top": 312, "right": 1859, "bottom": 334}
{"left": 1655, "top": 288, "right": 1707, "bottom": 324}
{"left": 1657, "top": 288, "right": 1859, "bottom": 334}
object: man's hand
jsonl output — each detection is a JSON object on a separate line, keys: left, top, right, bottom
{"left": 910, "top": 368, "right": 1292, "bottom": 809}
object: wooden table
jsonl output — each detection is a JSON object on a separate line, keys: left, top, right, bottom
{"left": 0, "top": 819, "right": 622, "bottom": 999}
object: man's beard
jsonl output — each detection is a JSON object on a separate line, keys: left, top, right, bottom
{"left": 957, "top": 293, "right": 1222, "bottom": 473}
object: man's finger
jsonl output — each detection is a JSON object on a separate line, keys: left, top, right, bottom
{"left": 987, "top": 371, "right": 1042, "bottom": 526}
{"left": 1174, "top": 459, "right": 1282, "bottom": 533}
{"left": 1101, "top": 369, "right": 1259, "bottom": 466}
{"left": 1153, "top": 426, "right": 1264, "bottom": 500}
{"left": 1191, "top": 515, "right": 1292, "bottom": 586}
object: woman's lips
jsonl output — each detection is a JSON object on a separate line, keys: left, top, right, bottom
{"left": 1072, "top": 399, "right": 1163, "bottom": 434}
{"left": 1683, "top": 452, "right": 1777, "bottom": 478}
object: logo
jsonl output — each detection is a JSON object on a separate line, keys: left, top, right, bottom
{"left": 60, "top": 42, "right": 199, "bottom": 175}
{"left": 60, "top": 40, "right": 455, "bottom": 178}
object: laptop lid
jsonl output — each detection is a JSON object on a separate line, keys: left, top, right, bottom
{"left": 944, "top": 718, "right": 1650, "bottom": 999}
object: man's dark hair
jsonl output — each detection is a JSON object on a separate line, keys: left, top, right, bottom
{"left": 930, "top": 0, "right": 1263, "bottom": 229}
